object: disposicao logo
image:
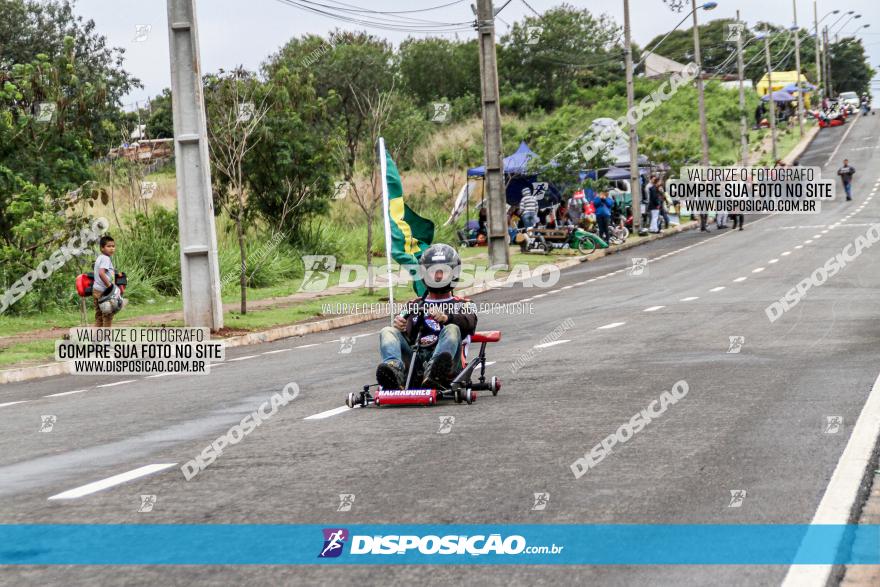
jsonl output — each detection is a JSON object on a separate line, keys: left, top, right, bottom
{"left": 319, "top": 528, "right": 349, "bottom": 558}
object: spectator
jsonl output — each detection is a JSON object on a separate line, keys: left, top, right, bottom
{"left": 477, "top": 206, "right": 487, "bottom": 235}
{"left": 519, "top": 187, "right": 539, "bottom": 228}
{"left": 657, "top": 177, "right": 671, "bottom": 230}
{"left": 593, "top": 190, "right": 614, "bottom": 242}
{"left": 93, "top": 235, "right": 116, "bottom": 327}
{"left": 567, "top": 192, "right": 585, "bottom": 226}
{"left": 648, "top": 176, "right": 662, "bottom": 233}
{"left": 837, "top": 159, "right": 856, "bottom": 201}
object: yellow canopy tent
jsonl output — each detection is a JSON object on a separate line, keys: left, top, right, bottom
{"left": 756, "top": 71, "right": 814, "bottom": 108}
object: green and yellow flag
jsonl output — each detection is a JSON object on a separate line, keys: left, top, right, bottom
{"left": 381, "top": 142, "right": 434, "bottom": 296}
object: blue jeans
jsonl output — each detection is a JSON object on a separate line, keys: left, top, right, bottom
{"left": 521, "top": 211, "right": 538, "bottom": 228}
{"left": 379, "top": 324, "right": 462, "bottom": 373}
{"left": 844, "top": 182, "right": 852, "bottom": 200}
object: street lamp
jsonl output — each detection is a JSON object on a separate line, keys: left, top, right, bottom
{"left": 827, "top": 10, "right": 855, "bottom": 32}
{"left": 814, "top": 8, "right": 840, "bottom": 99}
{"left": 790, "top": 4, "right": 805, "bottom": 137}
{"left": 834, "top": 14, "right": 861, "bottom": 41}
{"left": 845, "top": 23, "right": 870, "bottom": 37}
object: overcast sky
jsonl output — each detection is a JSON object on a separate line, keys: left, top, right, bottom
{"left": 72, "top": 0, "right": 879, "bottom": 107}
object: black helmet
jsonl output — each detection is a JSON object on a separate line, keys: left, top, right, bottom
{"left": 419, "top": 243, "right": 461, "bottom": 294}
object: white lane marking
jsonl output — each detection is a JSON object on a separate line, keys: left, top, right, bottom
{"left": 262, "top": 348, "right": 294, "bottom": 355}
{"left": 228, "top": 355, "right": 258, "bottom": 362}
{"left": 520, "top": 298, "right": 533, "bottom": 303}
{"left": 768, "top": 259, "right": 779, "bottom": 264}
{"left": 305, "top": 405, "right": 356, "bottom": 420}
{"left": 804, "top": 240, "right": 813, "bottom": 244}
{"left": 534, "top": 339, "right": 571, "bottom": 348}
{"left": 560, "top": 285, "right": 573, "bottom": 290}
{"left": 824, "top": 109, "right": 860, "bottom": 166}
{"left": 0, "top": 401, "right": 27, "bottom": 408}
{"left": 821, "top": 230, "right": 829, "bottom": 234}
{"left": 643, "top": 306, "right": 665, "bottom": 312}
{"left": 781, "top": 251, "right": 791, "bottom": 256}
{"left": 733, "top": 277, "right": 747, "bottom": 282}
{"left": 794, "top": 245, "right": 804, "bottom": 249}
{"left": 48, "top": 463, "right": 177, "bottom": 500}
{"left": 573, "top": 281, "right": 589, "bottom": 286}
{"left": 752, "top": 267, "right": 765, "bottom": 273}
{"left": 812, "top": 234, "right": 821, "bottom": 239}
{"left": 680, "top": 296, "right": 699, "bottom": 302}
{"left": 96, "top": 380, "right": 135, "bottom": 388}
{"left": 485, "top": 361, "right": 497, "bottom": 366}
{"left": 295, "top": 343, "right": 319, "bottom": 349}
{"left": 354, "top": 332, "right": 378, "bottom": 339}
{"left": 547, "top": 290, "right": 561, "bottom": 295}
{"left": 596, "top": 322, "right": 625, "bottom": 330}
{"left": 533, "top": 293, "right": 547, "bottom": 299}
{"left": 781, "top": 369, "right": 880, "bottom": 587}
{"left": 146, "top": 373, "right": 174, "bottom": 379}
{"left": 44, "top": 390, "right": 87, "bottom": 398}
{"left": 709, "top": 286, "right": 725, "bottom": 292}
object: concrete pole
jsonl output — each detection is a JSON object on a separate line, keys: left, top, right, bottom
{"left": 166, "top": 0, "right": 224, "bottom": 329}
{"left": 475, "top": 0, "right": 509, "bottom": 269}
{"left": 691, "top": 0, "right": 710, "bottom": 166}
{"left": 763, "top": 33, "right": 778, "bottom": 162}
{"left": 736, "top": 10, "right": 748, "bottom": 166}
{"left": 623, "top": 0, "right": 641, "bottom": 232}
{"left": 813, "top": 1, "right": 822, "bottom": 100}
{"left": 793, "top": 0, "right": 805, "bottom": 136}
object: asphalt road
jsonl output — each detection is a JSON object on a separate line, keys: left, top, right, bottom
{"left": 1, "top": 113, "right": 879, "bottom": 586}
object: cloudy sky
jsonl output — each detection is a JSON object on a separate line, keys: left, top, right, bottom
{"left": 72, "top": 0, "right": 879, "bottom": 106}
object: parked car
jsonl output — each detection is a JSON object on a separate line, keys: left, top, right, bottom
{"left": 839, "top": 91, "right": 860, "bottom": 110}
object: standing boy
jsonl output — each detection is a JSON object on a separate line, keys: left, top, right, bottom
{"left": 93, "top": 235, "right": 116, "bottom": 327}
{"left": 837, "top": 159, "right": 856, "bottom": 201}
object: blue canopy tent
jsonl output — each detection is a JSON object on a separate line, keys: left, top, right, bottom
{"left": 761, "top": 90, "right": 796, "bottom": 102}
{"left": 783, "top": 82, "right": 816, "bottom": 93}
{"left": 467, "top": 141, "right": 562, "bottom": 207}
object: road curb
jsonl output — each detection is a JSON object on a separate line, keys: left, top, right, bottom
{"left": 780, "top": 124, "right": 820, "bottom": 166}
{"left": 0, "top": 221, "right": 696, "bottom": 384}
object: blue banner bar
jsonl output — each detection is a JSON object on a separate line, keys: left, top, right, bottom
{"left": 0, "top": 525, "right": 878, "bottom": 565}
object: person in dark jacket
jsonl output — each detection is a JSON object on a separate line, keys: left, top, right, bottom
{"left": 377, "top": 244, "right": 477, "bottom": 389}
{"left": 837, "top": 159, "right": 856, "bottom": 201}
{"left": 648, "top": 176, "right": 662, "bottom": 233}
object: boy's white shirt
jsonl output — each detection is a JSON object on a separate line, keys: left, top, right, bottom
{"left": 93, "top": 254, "right": 115, "bottom": 293}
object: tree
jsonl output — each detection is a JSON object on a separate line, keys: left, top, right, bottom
{"left": 247, "top": 35, "right": 343, "bottom": 239}
{"left": 205, "top": 67, "right": 270, "bottom": 315}
{"left": 0, "top": 0, "right": 139, "bottom": 155}
{"left": 146, "top": 89, "right": 174, "bottom": 139}
{"left": 828, "top": 38, "right": 874, "bottom": 95}
{"left": 398, "top": 38, "right": 480, "bottom": 107}
{"left": 499, "top": 4, "right": 624, "bottom": 111}
{"left": 0, "top": 45, "right": 114, "bottom": 312}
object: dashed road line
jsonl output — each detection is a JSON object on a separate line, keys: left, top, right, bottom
{"left": 262, "top": 348, "right": 294, "bottom": 355}
{"left": 752, "top": 267, "right": 765, "bottom": 273}
{"left": 47, "top": 463, "right": 178, "bottom": 500}
{"left": 0, "top": 401, "right": 27, "bottom": 408}
{"left": 680, "top": 296, "right": 699, "bottom": 302}
{"left": 596, "top": 322, "right": 625, "bottom": 330}
{"left": 305, "top": 405, "right": 356, "bottom": 420}
{"left": 709, "top": 286, "right": 725, "bottom": 292}
{"left": 96, "top": 380, "right": 135, "bottom": 388}
{"left": 534, "top": 339, "right": 571, "bottom": 348}
{"left": 643, "top": 306, "right": 665, "bottom": 312}
{"left": 228, "top": 355, "right": 258, "bottom": 362}
{"left": 733, "top": 277, "right": 747, "bottom": 282}
{"left": 44, "top": 389, "right": 87, "bottom": 398}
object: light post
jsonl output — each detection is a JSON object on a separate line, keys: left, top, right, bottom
{"left": 691, "top": 0, "right": 718, "bottom": 168}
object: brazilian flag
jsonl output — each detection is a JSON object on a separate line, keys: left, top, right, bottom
{"left": 384, "top": 150, "right": 434, "bottom": 295}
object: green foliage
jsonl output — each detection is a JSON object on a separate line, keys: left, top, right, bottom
{"left": 499, "top": 4, "right": 624, "bottom": 112}
{"left": 829, "top": 38, "right": 874, "bottom": 95}
{"left": 398, "top": 38, "right": 480, "bottom": 107}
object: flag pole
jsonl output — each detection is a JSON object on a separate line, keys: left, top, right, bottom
{"left": 378, "top": 137, "right": 395, "bottom": 321}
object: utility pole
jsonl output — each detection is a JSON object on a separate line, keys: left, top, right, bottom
{"left": 736, "top": 10, "right": 748, "bottom": 166}
{"left": 691, "top": 0, "right": 710, "bottom": 166}
{"left": 166, "top": 0, "right": 224, "bottom": 329}
{"left": 792, "top": 0, "right": 805, "bottom": 137}
{"left": 813, "top": 1, "right": 822, "bottom": 101}
{"left": 622, "top": 0, "right": 641, "bottom": 233}
{"left": 762, "top": 32, "right": 778, "bottom": 162}
{"left": 475, "top": 0, "right": 509, "bottom": 269}
{"left": 823, "top": 26, "right": 832, "bottom": 97}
